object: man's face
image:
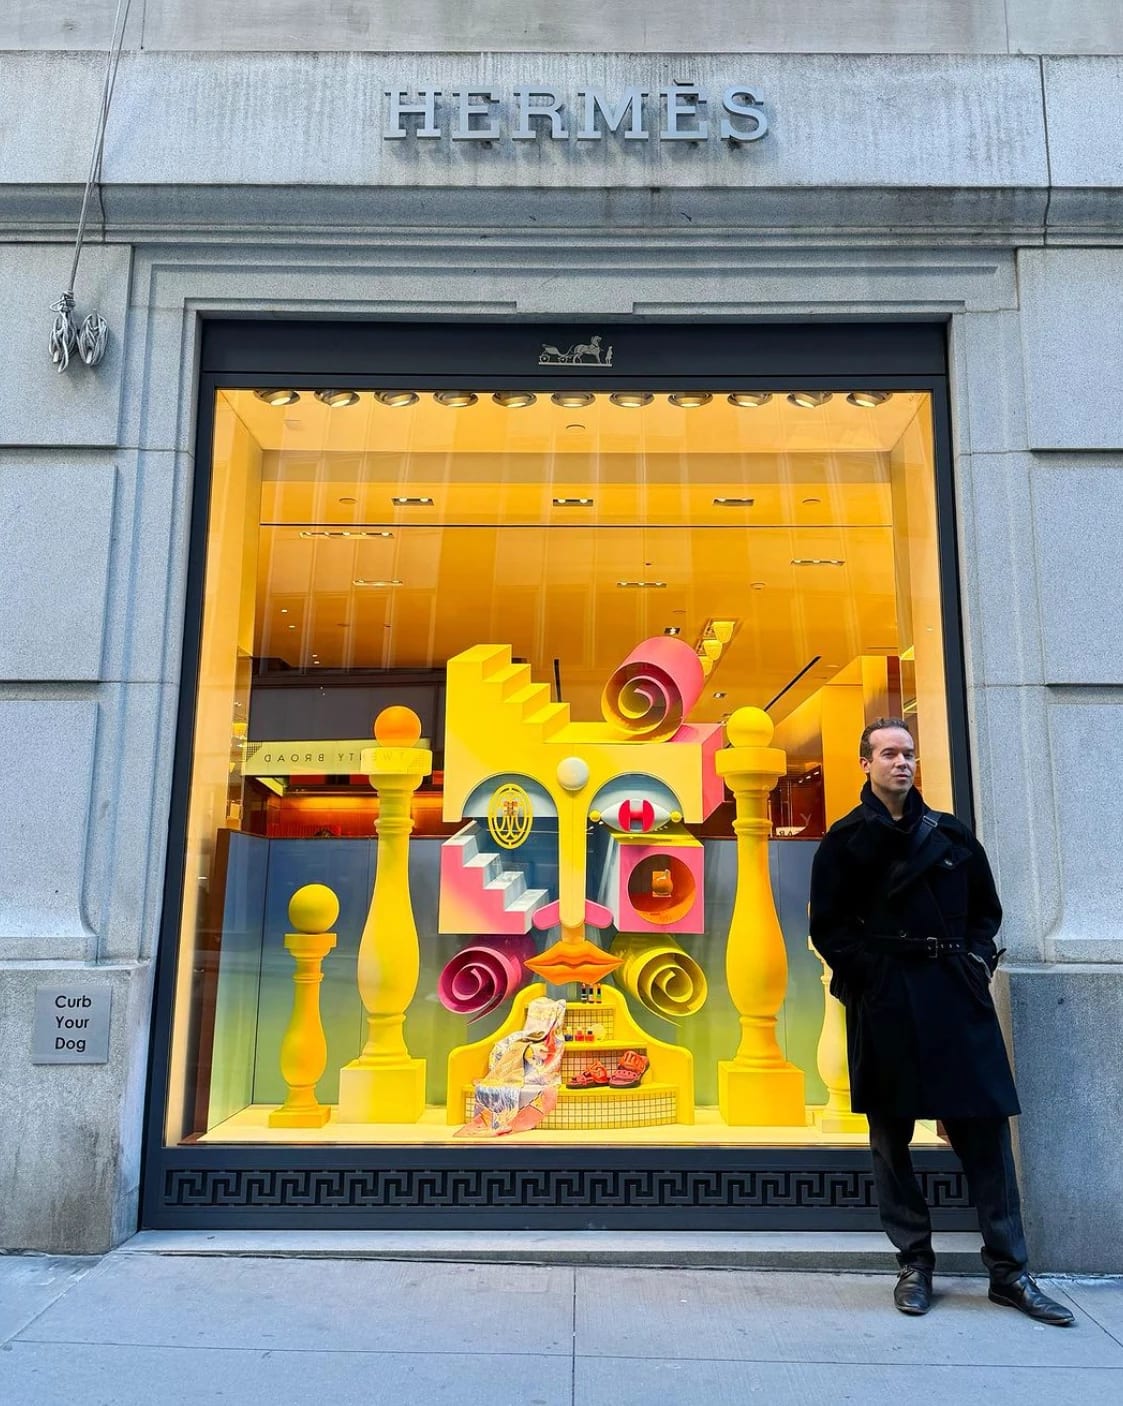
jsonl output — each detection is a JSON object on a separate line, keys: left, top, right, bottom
{"left": 860, "top": 727, "right": 917, "bottom": 796}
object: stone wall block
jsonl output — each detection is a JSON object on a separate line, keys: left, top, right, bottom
{"left": 136, "top": 1, "right": 1010, "bottom": 56}
{"left": 966, "top": 685, "right": 1057, "bottom": 961}
{"left": 0, "top": 699, "right": 98, "bottom": 961}
{"left": 964, "top": 453, "right": 1043, "bottom": 686}
{"left": 954, "top": 310, "right": 1029, "bottom": 456}
{"left": 1008, "top": 964, "right": 1123, "bottom": 1273}
{"left": 84, "top": 683, "right": 183, "bottom": 964}
{"left": 1031, "top": 458, "right": 1123, "bottom": 682}
{"left": 99, "top": 451, "right": 193, "bottom": 686}
{"left": 1042, "top": 56, "right": 1123, "bottom": 187}
{"left": 0, "top": 962, "right": 152, "bottom": 1254}
{"left": 1044, "top": 698, "right": 1123, "bottom": 959}
{"left": 0, "top": 52, "right": 1045, "bottom": 194}
{"left": 0, "top": 2, "right": 144, "bottom": 53}
{"left": 1019, "top": 249, "right": 1123, "bottom": 451}
{"left": 0, "top": 455, "right": 115, "bottom": 680}
{"left": 1011, "top": 2, "right": 1123, "bottom": 56}
{"left": 0, "top": 244, "right": 131, "bottom": 449}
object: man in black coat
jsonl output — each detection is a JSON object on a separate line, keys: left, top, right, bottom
{"left": 809, "top": 717, "right": 1073, "bottom": 1324}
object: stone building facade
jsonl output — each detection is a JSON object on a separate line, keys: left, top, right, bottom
{"left": 2, "top": 3, "right": 1122, "bottom": 1268}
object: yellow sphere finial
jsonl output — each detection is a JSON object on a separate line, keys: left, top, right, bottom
{"left": 725, "top": 706, "right": 774, "bottom": 748}
{"left": 373, "top": 705, "right": 422, "bottom": 747}
{"left": 288, "top": 883, "right": 340, "bottom": 934}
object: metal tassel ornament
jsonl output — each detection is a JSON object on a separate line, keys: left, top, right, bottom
{"left": 49, "top": 292, "right": 79, "bottom": 372}
{"left": 77, "top": 313, "right": 109, "bottom": 366}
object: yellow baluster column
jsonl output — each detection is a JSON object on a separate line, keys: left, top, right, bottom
{"left": 337, "top": 706, "right": 432, "bottom": 1123}
{"left": 809, "top": 936, "right": 868, "bottom": 1134}
{"left": 812, "top": 680, "right": 869, "bottom": 1132}
{"left": 717, "top": 707, "right": 806, "bottom": 1125}
{"left": 270, "top": 883, "right": 339, "bottom": 1129}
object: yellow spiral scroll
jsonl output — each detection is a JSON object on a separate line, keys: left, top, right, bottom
{"left": 601, "top": 636, "right": 706, "bottom": 742}
{"left": 610, "top": 932, "right": 708, "bottom": 1019}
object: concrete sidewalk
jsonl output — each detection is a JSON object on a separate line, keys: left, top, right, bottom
{"left": 2, "top": 1246, "right": 1122, "bottom": 1405}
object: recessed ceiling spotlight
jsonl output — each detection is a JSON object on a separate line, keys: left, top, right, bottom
{"left": 280, "top": 608, "right": 288, "bottom": 614}
{"left": 493, "top": 391, "right": 537, "bottom": 409}
{"left": 551, "top": 392, "right": 595, "bottom": 408}
{"left": 801, "top": 497, "right": 822, "bottom": 506}
{"left": 392, "top": 496, "right": 434, "bottom": 506}
{"left": 314, "top": 390, "right": 361, "bottom": 408}
{"left": 791, "top": 558, "right": 846, "bottom": 566}
{"left": 373, "top": 390, "right": 419, "bottom": 408}
{"left": 553, "top": 497, "right": 594, "bottom": 507}
{"left": 353, "top": 578, "right": 404, "bottom": 587}
{"left": 663, "top": 626, "right": 682, "bottom": 636}
{"left": 713, "top": 691, "right": 727, "bottom": 699}
{"left": 787, "top": 391, "right": 833, "bottom": 409}
{"left": 338, "top": 496, "right": 357, "bottom": 505}
{"left": 727, "top": 391, "right": 772, "bottom": 409}
{"left": 713, "top": 497, "right": 754, "bottom": 507}
{"left": 566, "top": 423, "right": 586, "bottom": 432}
{"left": 299, "top": 529, "right": 394, "bottom": 539}
{"left": 846, "top": 391, "right": 893, "bottom": 408}
{"left": 609, "top": 391, "right": 654, "bottom": 409}
{"left": 750, "top": 582, "right": 766, "bottom": 590}
{"left": 616, "top": 580, "right": 667, "bottom": 588}
{"left": 288, "top": 624, "right": 296, "bottom": 630}
{"left": 668, "top": 392, "right": 713, "bottom": 409}
{"left": 253, "top": 388, "right": 301, "bottom": 407}
{"left": 433, "top": 391, "right": 478, "bottom": 408}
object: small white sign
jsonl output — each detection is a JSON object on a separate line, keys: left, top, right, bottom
{"left": 31, "top": 987, "right": 112, "bottom": 1064}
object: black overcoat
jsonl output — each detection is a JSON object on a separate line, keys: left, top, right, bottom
{"left": 808, "top": 786, "right": 1020, "bottom": 1119}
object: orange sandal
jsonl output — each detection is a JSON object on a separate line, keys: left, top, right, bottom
{"left": 567, "top": 1061, "right": 610, "bottom": 1089}
{"left": 608, "top": 1051, "right": 649, "bottom": 1088}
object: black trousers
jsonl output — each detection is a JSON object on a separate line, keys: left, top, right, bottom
{"left": 866, "top": 1113, "right": 1028, "bottom": 1285}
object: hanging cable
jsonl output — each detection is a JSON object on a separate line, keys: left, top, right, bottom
{"left": 49, "top": 0, "right": 134, "bottom": 372}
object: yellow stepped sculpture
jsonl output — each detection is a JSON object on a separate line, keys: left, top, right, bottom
{"left": 443, "top": 645, "right": 722, "bottom": 987}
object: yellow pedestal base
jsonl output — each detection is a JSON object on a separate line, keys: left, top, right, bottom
{"left": 814, "top": 1106, "right": 869, "bottom": 1135}
{"left": 269, "top": 1102, "right": 332, "bottom": 1129}
{"left": 337, "top": 1059, "right": 427, "bottom": 1123}
{"left": 718, "top": 1060, "right": 806, "bottom": 1126}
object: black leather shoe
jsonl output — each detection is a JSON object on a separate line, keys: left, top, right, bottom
{"left": 988, "top": 1273, "right": 1075, "bottom": 1326}
{"left": 893, "top": 1265, "right": 933, "bottom": 1315}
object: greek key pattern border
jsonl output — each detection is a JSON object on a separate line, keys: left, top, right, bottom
{"left": 164, "top": 1167, "right": 970, "bottom": 1212}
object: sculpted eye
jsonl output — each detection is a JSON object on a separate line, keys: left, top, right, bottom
{"left": 595, "top": 799, "right": 674, "bottom": 832}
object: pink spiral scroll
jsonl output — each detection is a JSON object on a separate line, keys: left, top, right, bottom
{"left": 600, "top": 636, "right": 705, "bottom": 742}
{"left": 438, "top": 935, "right": 535, "bottom": 1019}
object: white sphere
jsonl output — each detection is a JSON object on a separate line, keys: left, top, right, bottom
{"left": 556, "top": 756, "right": 591, "bottom": 792}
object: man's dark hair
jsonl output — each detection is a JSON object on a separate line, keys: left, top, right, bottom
{"left": 859, "top": 716, "right": 913, "bottom": 760}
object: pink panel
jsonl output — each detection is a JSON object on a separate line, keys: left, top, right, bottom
{"left": 609, "top": 839, "right": 706, "bottom": 935}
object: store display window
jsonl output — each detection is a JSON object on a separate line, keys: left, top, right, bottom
{"left": 161, "top": 356, "right": 954, "bottom": 1151}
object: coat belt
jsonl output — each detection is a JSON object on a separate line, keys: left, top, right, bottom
{"left": 866, "top": 934, "right": 964, "bottom": 960}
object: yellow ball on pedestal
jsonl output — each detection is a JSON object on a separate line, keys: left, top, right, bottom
{"left": 724, "top": 705, "right": 774, "bottom": 748}
{"left": 287, "top": 883, "right": 340, "bottom": 934}
{"left": 373, "top": 706, "right": 422, "bottom": 746}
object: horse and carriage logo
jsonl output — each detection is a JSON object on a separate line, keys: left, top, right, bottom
{"left": 538, "top": 334, "right": 614, "bottom": 367}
